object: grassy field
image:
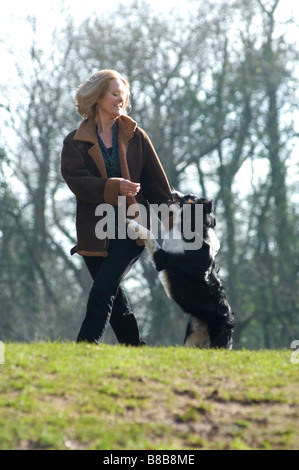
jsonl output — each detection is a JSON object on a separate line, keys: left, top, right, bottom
{"left": 0, "top": 342, "right": 298, "bottom": 450}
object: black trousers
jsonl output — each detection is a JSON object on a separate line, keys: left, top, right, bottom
{"left": 77, "top": 237, "right": 144, "bottom": 345}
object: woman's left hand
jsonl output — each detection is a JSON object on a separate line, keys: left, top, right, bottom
{"left": 119, "top": 179, "right": 141, "bottom": 197}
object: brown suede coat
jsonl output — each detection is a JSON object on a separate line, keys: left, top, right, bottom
{"left": 61, "top": 115, "right": 172, "bottom": 257}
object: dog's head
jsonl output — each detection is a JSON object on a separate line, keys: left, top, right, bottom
{"left": 171, "top": 190, "right": 216, "bottom": 230}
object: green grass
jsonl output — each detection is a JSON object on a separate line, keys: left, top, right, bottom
{"left": 0, "top": 343, "right": 298, "bottom": 450}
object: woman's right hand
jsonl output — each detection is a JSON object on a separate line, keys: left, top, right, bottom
{"left": 119, "top": 179, "right": 141, "bottom": 197}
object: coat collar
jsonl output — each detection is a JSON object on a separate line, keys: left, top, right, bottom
{"left": 73, "top": 114, "right": 137, "bottom": 186}
{"left": 73, "top": 115, "right": 137, "bottom": 144}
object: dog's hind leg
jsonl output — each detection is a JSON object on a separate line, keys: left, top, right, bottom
{"left": 184, "top": 317, "right": 211, "bottom": 348}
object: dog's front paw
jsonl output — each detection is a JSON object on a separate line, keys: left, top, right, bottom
{"left": 126, "top": 218, "right": 150, "bottom": 239}
{"left": 126, "top": 218, "right": 139, "bottom": 232}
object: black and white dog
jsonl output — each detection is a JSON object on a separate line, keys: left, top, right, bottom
{"left": 127, "top": 191, "right": 235, "bottom": 349}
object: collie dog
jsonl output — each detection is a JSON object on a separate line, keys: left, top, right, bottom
{"left": 127, "top": 191, "right": 235, "bottom": 348}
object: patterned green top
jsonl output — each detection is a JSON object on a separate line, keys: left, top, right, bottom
{"left": 96, "top": 122, "right": 121, "bottom": 237}
{"left": 96, "top": 122, "right": 122, "bottom": 178}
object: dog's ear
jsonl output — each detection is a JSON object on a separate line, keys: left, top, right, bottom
{"left": 196, "top": 198, "right": 213, "bottom": 213}
{"left": 184, "top": 194, "right": 197, "bottom": 204}
{"left": 171, "top": 190, "right": 185, "bottom": 204}
{"left": 203, "top": 200, "right": 213, "bottom": 214}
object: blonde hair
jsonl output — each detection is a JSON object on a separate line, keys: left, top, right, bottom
{"left": 75, "top": 69, "right": 130, "bottom": 120}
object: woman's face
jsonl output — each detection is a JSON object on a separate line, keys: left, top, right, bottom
{"left": 97, "top": 78, "right": 127, "bottom": 119}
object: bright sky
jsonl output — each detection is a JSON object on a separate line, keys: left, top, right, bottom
{"left": 0, "top": 0, "right": 186, "bottom": 39}
{"left": 1, "top": 0, "right": 299, "bottom": 42}
{"left": 0, "top": 0, "right": 194, "bottom": 83}
{"left": 1, "top": 0, "right": 298, "bottom": 76}
{"left": 0, "top": 0, "right": 298, "bottom": 197}
{"left": 1, "top": 0, "right": 298, "bottom": 75}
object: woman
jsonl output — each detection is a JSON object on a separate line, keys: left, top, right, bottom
{"left": 61, "top": 69, "right": 172, "bottom": 345}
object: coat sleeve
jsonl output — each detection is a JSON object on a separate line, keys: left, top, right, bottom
{"left": 139, "top": 131, "right": 172, "bottom": 205}
{"left": 61, "top": 135, "right": 123, "bottom": 205}
{"left": 139, "top": 131, "right": 173, "bottom": 229}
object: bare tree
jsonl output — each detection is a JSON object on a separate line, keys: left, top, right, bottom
{"left": 1, "top": 0, "right": 298, "bottom": 347}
